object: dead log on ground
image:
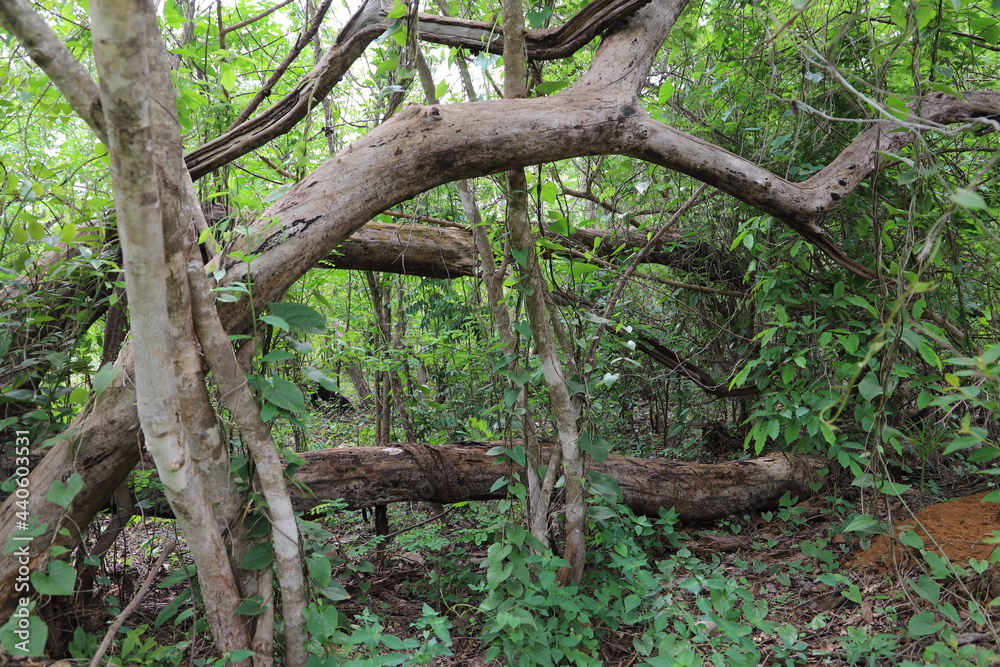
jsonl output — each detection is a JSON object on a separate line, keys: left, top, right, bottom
{"left": 291, "top": 441, "right": 827, "bottom": 522}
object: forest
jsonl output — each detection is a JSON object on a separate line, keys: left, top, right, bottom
{"left": 1, "top": 0, "right": 1000, "bottom": 664}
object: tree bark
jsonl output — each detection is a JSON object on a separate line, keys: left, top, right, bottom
{"left": 319, "top": 221, "right": 747, "bottom": 288}
{"left": 290, "top": 441, "right": 827, "bottom": 522}
{"left": 89, "top": 0, "right": 250, "bottom": 656}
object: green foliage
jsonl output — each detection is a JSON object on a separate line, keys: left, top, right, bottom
{"left": 2, "top": 0, "right": 1000, "bottom": 662}
{"left": 0, "top": 602, "right": 47, "bottom": 657}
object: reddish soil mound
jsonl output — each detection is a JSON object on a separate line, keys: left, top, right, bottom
{"left": 854, "top": 492, "right": 1000, "bottom": 570}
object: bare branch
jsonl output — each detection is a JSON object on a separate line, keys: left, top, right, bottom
{"left": 220, "top": 0, "right": 297, "bottom": 36}
{"left": 415, "top": 0, "right": 653, "bottom": 60}
{"left": 229, "top": 0, "right": 334, "bottom": 127}
{"left": 89, "top": 539, "right": 177, "bottom": 667}
{"left": 185, "top": 0, "right": 387, "bottom": 179}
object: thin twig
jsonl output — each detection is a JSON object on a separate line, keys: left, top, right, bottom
{"left": 220, "top": 0, "right": 297, "bottom": 36}
{"left": 90, "top": 538, "right": 177, "bottom": 667}
{"left": 383, "top": 507, "right": 454, "bottom": 539}
{"left": 584, "top": 183, "right": 710, "bottom": 369}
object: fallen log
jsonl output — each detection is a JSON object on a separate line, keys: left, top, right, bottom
{"left": 290, "top": 441, "right": 827, "bottom": 522}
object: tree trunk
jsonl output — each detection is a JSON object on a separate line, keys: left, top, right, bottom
{"left": 290, "top": 441, "right": 827, "bottom": 522}
{"left": 316, "top": 221, "right": 746, "bottom": 283}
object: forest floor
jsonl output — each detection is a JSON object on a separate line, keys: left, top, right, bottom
{"left": 28, "top": 400, "right": 1000, "bottom": 665}
{"left": 54, "top": 466, "right": 1000, "bottom": 667}
{"left": 322, "top": 488, "right": 1000, "bottom": 665}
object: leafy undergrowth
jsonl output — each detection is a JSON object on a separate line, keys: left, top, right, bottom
{"left": 55, "top": 475, "right": 1000, "bottom": 667}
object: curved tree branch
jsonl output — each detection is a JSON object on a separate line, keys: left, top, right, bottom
{"left": 184, "top": 0, "right": 657, "bottom": 179}
{"left": 630, "top": 91, "right": 1000, "bottom": 281}
{"left": 184, "top": 0, "right": 386, "bottom": 180}
{"left": 415, "top": 0, "right": 651, "bottom": 60}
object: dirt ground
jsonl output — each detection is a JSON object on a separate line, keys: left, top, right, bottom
{"left": 853, "top": 491, "right": 1000, "bottom": 569}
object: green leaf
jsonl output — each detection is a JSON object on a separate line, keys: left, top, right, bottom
{"left": 375, "top": 57, "right": 400, "bottom": 76}
{"left": 842, "top": 584, "right": 862, "bottom": 603}
{"left": 267, "top": 302, "right": 326, "bottom": 334}
{"left": 234, "top": 596, "right": 266, "bottom": 616}
{"left": 587, "top": 471, "right": 622, "bottom": 501}
{"left": 907, "top": 610, "right": 944, "bottom": 638}
{"left": 46, "top": 473, "right": 84, "bottom": 509}
{"left": 526, "top": 6, "right": 552, "bottom": 27}
{"left": 228, "top": 650, "right": 257, "bottom": 662}
{"left": 580, "top": 430, "right": 612, "bottom": 463}
{"left": 60, "top": 222, "right": 78, "bottom": 244}
{"left": 27, "top": 220, "right": 45, "bottom": 240}
{"left": 220, "top": 64, "right": 237, "bottom": 92}
{"left": 967, "top": 446, "right": 1000, "bottom": 462}
{"left": 917, "top": 391, "right": 932, "bottom": 409}
{"left": 841, "top": 514, "right": 880, "bottom": 534}
{"left": 512, "top": 320, "right": 532, "bottom": 339}
{"left": 386, "top": 0, "right": 406, "bottom": 18}
{"left": 909, "top": 575, "right": 939, "bottom": 604}
{"left": 303, "top": 366, "right": 339, "bottom": 392}
{"left": 511, "top": 246, "right": 530, "bottom": 269}
{"left": 884, "top": 95, "right": 910, "bottom": 121}
{"left": 319, "top": 581, "right": 351, "bottom": 602}
{"left": 897, "top": 530, "right": 924, "bottom": 549}
{"left": 503, "top": 387, "right": 521, "bottom": 409}
{"left": 1, "top": 613, "right": 48, "bottom": 656}
{"left": 504, "top": 444, "right": 526, "bottom": 467}
{"left": 657, "top": 80, "right": 674, "bottom": 104}
{"left": 239, "top": 543, "right": 274, "bottom": 570}
{"left": 587, "top": 505, "right": 618, "bottom": 522}
{"left": 943, "top": 434, "right": 984, "bottom": 455}
{"left": 877, "top": 480, "right": 911, "bottom": 496}
{"left": 155, "top": 587, "right": 191, "bottom": 627}
{"left": 307, "top": 554, "right": 332, "bottom": 587}
{"left": 259, "top": 315, "right": 288, "bottom": 332}
{"left": 971, "top": 14, "right": 1000, "bottom": 43}
{"left": 857, "top": 373, "right": 883, "bottom": 401}
{"left": 678, "top": 577, "right": 701, "bottom": 594}
{"left": 69, "top": 386, "right": 90, "bottom": 404}
{"left": 92, "top": 362, "right": 122, "bottom": 398}
{"left": 845, "top": 295, "right": 877, "bottom": 317}
{"left": 569, "top": 262, "right": 601, "bottom": 279}
{"left": 534, "top": 80, "right": 570, "bottom": 95}
{"left": 31, "top": 559, "right": 76, "bottom": 595}
{"left": 983, "top": 343, "right": 1000, "bottom": 365}
{"left": 260, "top": 376, "right": 306, "bottom": 415}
